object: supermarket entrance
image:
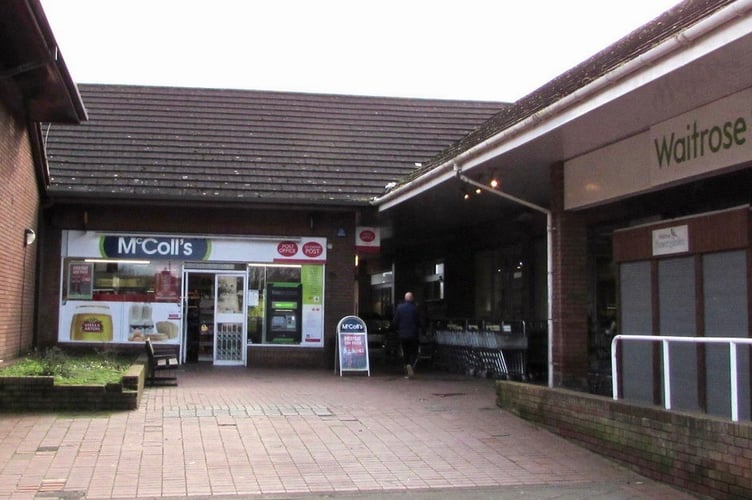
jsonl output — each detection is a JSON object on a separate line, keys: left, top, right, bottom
{"left": 183, "top": 270, "right": 247, "bottom": 366}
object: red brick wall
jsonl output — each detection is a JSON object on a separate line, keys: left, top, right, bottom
{"left": 550, "top": 162, "right": 589, "bottom": 388}
{"left": 0, "top": 103, "right": 39, "bottom": 361}
{"left": 39, "top": 204, "right": 358, "bottom": 368}
{"left": 497, "top": 381, "right": 752, "bottom": 499}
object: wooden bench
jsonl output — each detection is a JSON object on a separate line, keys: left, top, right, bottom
{"left": 145, "top": 338, "right": 179, "bottom": 386}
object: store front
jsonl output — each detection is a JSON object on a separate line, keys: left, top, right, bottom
{"left": 564, "top": 85, "right": 752, "bottom": 405}
{"left": 58, "top": 230, "right": 327, "bottom": 365}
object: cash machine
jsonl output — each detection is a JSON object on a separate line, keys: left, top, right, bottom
{"left": 266, "top": 283, "right": 302, "bottom": 344}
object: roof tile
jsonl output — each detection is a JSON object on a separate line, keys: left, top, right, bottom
{"left": 46, "top": 84, "right": 504, "bottom": 205}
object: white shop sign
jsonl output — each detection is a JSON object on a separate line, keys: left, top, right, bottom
{"left": 652, "top": 225, "right": 689, "bottom": 256}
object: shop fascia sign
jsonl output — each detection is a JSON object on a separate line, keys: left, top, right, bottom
{"left": 64, "top": 230, "right": 327, "bottom": 263}
{"left": 565, "top": 87, "right": 752, "bottom": 210}
{"left": 649, "top": 87, "right": 752, "bottom": 185}
{"left": 101, "top": 235, "right": 209, "bottom": 260}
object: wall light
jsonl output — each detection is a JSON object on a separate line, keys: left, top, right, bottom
{"left": 24, "top": 228, "right": 36, "bottom": 247}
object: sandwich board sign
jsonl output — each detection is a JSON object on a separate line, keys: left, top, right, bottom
{"left": 335, "top": 315, "right": 370, "bottom": 376}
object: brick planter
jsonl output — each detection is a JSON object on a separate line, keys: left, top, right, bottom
{"left": 0, "top": 362, "right": 145, "bottom": 411}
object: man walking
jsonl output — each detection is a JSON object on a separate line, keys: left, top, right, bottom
{"left": 393, "top": 291, "right": 421, "bottom": 378}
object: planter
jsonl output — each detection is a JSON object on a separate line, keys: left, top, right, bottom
{"left": 0, "top": 362, "right": 145, "bottom": 411}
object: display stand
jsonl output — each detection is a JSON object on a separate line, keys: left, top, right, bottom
{"left": 335, "top": 315, "right": 370, "bottom": 376}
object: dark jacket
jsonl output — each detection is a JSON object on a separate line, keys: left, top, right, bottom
{"left": 393, "top": 300, "right": 421, "bottom": 340}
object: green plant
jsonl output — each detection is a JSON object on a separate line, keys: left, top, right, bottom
{"left": 37, "top": 346, "right": 73, "bottom": 378}
{"left": 0, "top": 350, "right": 135, "bottom": 385}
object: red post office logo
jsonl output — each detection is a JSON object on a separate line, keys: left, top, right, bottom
{"left": 302, "top": 241, "right": 323, "bottom": 257}
{"left": 359, "top": 230, "right": 376, "bottom": 242}
{"left": 277, "top": 241, "right": 298, "bottom": 257}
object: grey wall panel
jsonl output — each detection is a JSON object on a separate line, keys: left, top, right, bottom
{"left": 704, "top": 250, "right": 750, "bottom": 420}
{"left": 620, "top": 261, "right": 653, "bottom": 403}
{"left": 659, "top": 257, "right": 698, "bottom": 412}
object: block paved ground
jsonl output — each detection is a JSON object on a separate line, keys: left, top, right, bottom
{"left": 0, "top": 363, "right": 698, "bottom": 499}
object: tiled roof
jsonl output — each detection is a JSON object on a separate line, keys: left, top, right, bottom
{"left": 44, "top": 84, "right": 504, "bottom": 205}
{"left": 404, "top": 0, "right": 736, "bottom": 183}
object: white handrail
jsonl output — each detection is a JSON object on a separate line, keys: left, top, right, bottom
{"left": 611, "top": 334, "right": 752, "bottom": 422}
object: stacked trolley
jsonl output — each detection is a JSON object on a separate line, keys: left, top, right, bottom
{"left": 433, "top": 319, "right": 528, "bottom": 380}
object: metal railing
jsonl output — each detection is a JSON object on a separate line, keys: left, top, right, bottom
{"left": 611, "top": 334, "right": 752, "bottom": 422}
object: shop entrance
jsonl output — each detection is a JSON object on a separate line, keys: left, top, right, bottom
{"left": 183, "top": 270, "right": 247, "bottom": 366}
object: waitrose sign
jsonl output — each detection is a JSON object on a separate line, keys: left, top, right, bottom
{"left": 564, "top": 87, "right": 752, "bottom": 210}
{"left": 650, "top": 87, "right": 752, "bottom": 185}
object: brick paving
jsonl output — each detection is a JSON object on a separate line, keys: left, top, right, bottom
{"left": 0, "top": 364, "right": 697, "bottom": 499}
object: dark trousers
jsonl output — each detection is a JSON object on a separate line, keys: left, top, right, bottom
{"left": 401, "top": 338, "right": 419, "bottom": 367}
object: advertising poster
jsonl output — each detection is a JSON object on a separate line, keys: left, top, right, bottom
{"left": 336, "top": 315, "right": 370, "bottom": 376}
{"left": 60, "top": 301, "right": 182, "bottom": 344}
{"left": 67, "top": 262, "right": 93, "bottom": 300}
{"left": 301, "top": 265, "right": 324, "bottom": 344}
{"left": 339, "top": 333, "right": 367, "bottom": 369}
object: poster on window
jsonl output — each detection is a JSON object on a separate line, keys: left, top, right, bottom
{"left": 67, "top": 262, "right": 93, "bottom": 300}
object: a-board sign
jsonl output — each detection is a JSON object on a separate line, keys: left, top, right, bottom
{"left": 335, "top": 315, "right": 370, "bottom": 376}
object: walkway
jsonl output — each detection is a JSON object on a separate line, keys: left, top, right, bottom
{"left": 0, "top": 364, "right": 697, "bottom": 499}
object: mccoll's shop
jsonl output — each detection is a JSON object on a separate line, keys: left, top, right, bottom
{"left": 59, "top": 230, "right": 327, "bottom": 365}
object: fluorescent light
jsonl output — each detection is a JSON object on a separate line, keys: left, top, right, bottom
{"left": 84, "top": 258, "right": 151, "bottom": 265}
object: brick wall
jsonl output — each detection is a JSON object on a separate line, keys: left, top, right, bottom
{"left": 550, "top": 162, "right": 589, "bottom": 388}
{"left": 496, "top": 381, "right": 752, "bottom": 499}
{"left": 0, "top": 102, "right": 39, "bottom": 361}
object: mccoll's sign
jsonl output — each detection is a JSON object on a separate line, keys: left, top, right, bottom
{"left": 63, "top": 231, "right": 328, "bottom": 263}
{"left": 102, "top": 236, "right": 210, "bottom": 260}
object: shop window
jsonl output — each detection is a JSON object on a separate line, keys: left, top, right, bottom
{"left": 247, "top": 264, "right": 314, "bottom": 346}
{"left": 474, "top": 247, "right": 526, "bottom": 321}
{"left": 61, "top": 258, "right": 183, "bottom": 345}
{"left": 422, "top": 261, "right": 444, "bottom": 302}
{"left": 63, "top": 258, "right": 181, "bottom": 303}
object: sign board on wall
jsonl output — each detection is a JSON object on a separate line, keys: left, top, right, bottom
{"left": 652, "top": 225, "right": 689, "bottom": 256}
{"left": 565, "top": 87, "right": 752, "bottom": 210}
{"left": 335, "top": 315, "right": 370, "bottom": 376}
{"left": 355, "top": 227, "right": 380, "bottom": 254}
{"left": 63, "top": 231, "right": 327, "bottom": 264}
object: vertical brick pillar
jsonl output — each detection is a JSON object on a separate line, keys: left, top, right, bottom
{"left": 0, "top": 104, "right": 39, "bottom": 361}
{"left": 550, "top": 162, "right": 589, "bottom": 389}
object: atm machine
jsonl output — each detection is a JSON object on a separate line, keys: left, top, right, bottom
{"left": 266, "top": 283, "right": 302, "bottom": 344}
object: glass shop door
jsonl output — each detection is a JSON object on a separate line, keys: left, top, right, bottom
{"left": 213, "top": 273, "right": 247, "bottom": 366}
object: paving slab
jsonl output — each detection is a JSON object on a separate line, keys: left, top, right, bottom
{"left": 0, "top": 364, "right": 698, "bottom": 499}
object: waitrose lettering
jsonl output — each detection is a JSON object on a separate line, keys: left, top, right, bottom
{"left": 654, "top": 116, "right": 748, "bottom": 168}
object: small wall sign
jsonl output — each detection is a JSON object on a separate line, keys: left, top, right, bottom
{"left": 652, "top": 225, "right": 689, "bottom": 256}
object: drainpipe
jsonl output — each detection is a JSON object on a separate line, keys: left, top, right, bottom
{"left": 454, "top": 165, "right": 554, "bottom": 388}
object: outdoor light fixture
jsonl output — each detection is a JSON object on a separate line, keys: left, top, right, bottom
{"left": 24, "top": 228, "right": 36, "bottom": 247}
{"left": 490, "top": 177, "right": 500, "bottom": 188}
